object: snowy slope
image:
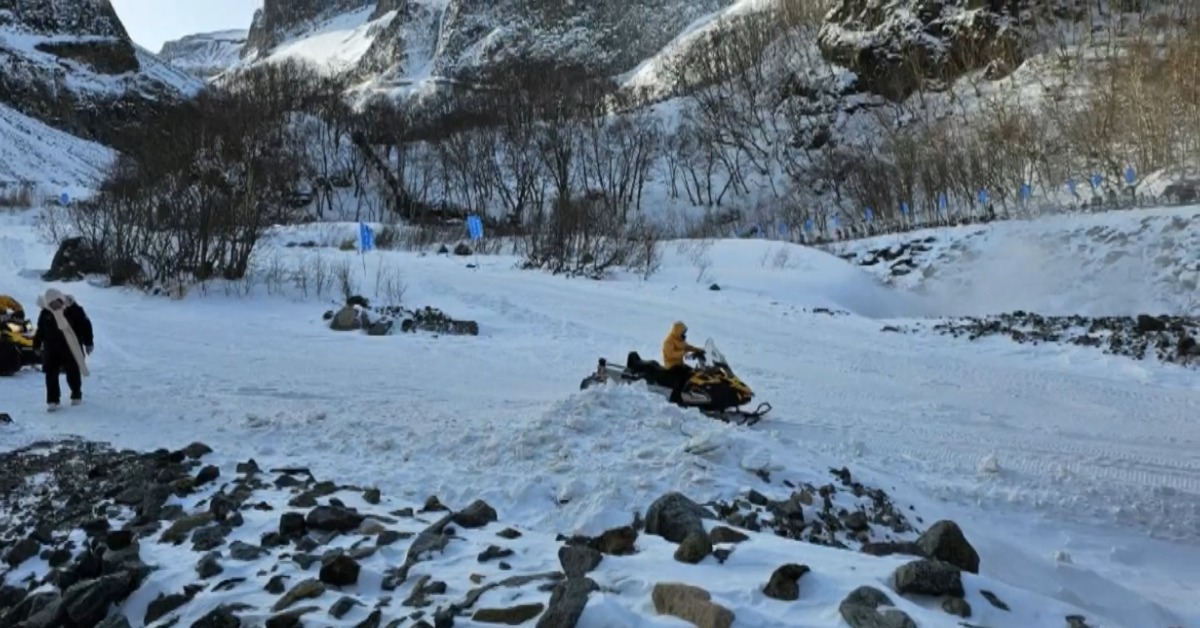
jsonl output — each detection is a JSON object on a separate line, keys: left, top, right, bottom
{"left": 156, "top": 29, "right": 247, "bottom": 79}
{"left": 2, "top": 207, "right": 1199, "bottom": 626}
{"left": 831, "top": 205, "right": 1200, "bottom": 317}
{"left": 0, "top": 102, "right": 116, "bottom": 192}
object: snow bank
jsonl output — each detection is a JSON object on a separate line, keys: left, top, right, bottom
{"left": 0, "top": 102, "right": 116, "bottom": 192}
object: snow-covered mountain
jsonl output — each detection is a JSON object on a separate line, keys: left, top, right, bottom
{"left": 157, "top": 28, "right": 247, "bottom": 80}
{"left": 0, "top": 0, "right": 204, "bottom": 154}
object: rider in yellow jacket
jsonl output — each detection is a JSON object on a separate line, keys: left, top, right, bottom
{"left": 662, "top": 321, "right": 705, "bottom": 403}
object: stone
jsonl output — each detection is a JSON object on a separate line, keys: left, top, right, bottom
{"left": 331, "top": 596, "right": 360, "bottom": 619}
{"left": 591, "top": 525, "right": 637, "bottom": 555}
{"left": 496, "top": 528, "right": 522, "bottom": 539}
{"left": 306, "top": 505, "right": 365, "bottom": 533}
{"left": 838, "top": 586, "right": 917, "bottom": 628}
{"left": 376, "top": 530, "right": 410, "bottom": 546}
{"left": 161, "top": 512, "right": 215, "bottom": 544}
{"left": 61, "top": 571, "right": 136, "bottom": 626}
{"left": 980, "top": 589, "right": 1010, "bottom": 611}
{"left": 191, "top": 605, "right": 244, "bottom": 628}
{"left": 196, "top": 552, "right": 223, "bottom": 579}
{"left": 472, "top": 603, "right": 545, "bottom": 624}
{"left": 942, "top": 596, "right": 971, "bottom": 618}
{"left": 145, "top": 591, "right": 193, "bottom": 624}
{"left": 861, "top": 541, "right": 925, "bottom": 559}
{"left": 363, "top": 487, "right": 382, "bottom": 504}
{"left": 558, "top": 545, "right": 602, "bottom": 577}
{"left": 762, "top": 563, "right": 810, "bottom": 601}
{"left": 708, "top": 526, "right": 749, "bottom": 544}
{"left": 535, "top": 578, "right": 597, "bottom": 628}
{"left": 182, "top": 442, "right": 214, "bottom": 459}
{"left": 916, "top": 520, "right": 979, "bottom": 574}
{"left": 452, "top": 499, "right": 498, "bottom": 528}
{"left": 265, "top": 605, "right": 320, "bottom": 628}
{"left": 265, "top": 574, "right": 289, "bottom": 594}
{"left": 645, "top": 492, "right": 711, "bottom": 543}
{"left": 320, "top": 554, "right": 361, "bottom": 587}
{"left": 273, "top": 578, "right": 326, "bottom": 611}
{"left": 478, "top": 545, "right": 514, "bottom": 563}
{"left": 195, "top": 465, "right": 220, "bottom": 486}
{"left": 893, "top": 559, "right": 964, "bottom": 597}
{"left": 5, "top": 537, "right": 40, "bottom": 566}
{"left": 651, "top": 582, "right": 734, "bottom": 628}
{"left": 279, "top": 512, "right": 307, "bottom": 538}
{"left": 673, "top": 532, "right": 713, "bottom": 564}
{"left": 228, "top": 541, "right": 266, "bottom": 561}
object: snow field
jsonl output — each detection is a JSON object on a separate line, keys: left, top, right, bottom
{"left": 1, "top": 207, "right": 1199, "bottom": 626}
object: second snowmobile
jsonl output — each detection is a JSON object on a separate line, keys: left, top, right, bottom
{"left": 579, "top": 338, "right": 771, "bottom": 426}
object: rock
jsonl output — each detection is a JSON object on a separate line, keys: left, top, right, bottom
{"left": 452, "top": 499, "right": 498, "bottom": 528}
{"left": 363, "top": 487, "right": 381, "bottom": 504}
{"left": 590, "top": 525, "right": 637, "bottom": 555}
{"left": 496, "top": 527, "right": 522, "bottom": 539}
{"left": 191, "top": 605, "right": 244, "bottom": 628}
{"left": 535, "top": 578, "right": 597, "bottom": 628}
{"left": 376, "top": 530, "right": 411, "bottom": 546}
{"left": 843, "top": 510, "right": 870, "bottom": 532}
{"left": 1137, "top": 314, "right": 1167, "bottom": 333}
{"left": 673, "top": 532, "right": 713, "bottom": 564}
{"left": 228, "top": 541, "right": 266, "bottom": 561}
{"left": 182, "top": 442, "right": 214, "bottom": 459}
{"left": 478, "top": 545, "right": 514, "bottom": 563}
{"left": 320, "top": 554, "right": 361, "bottom": 586}
{"left": 645, "top": 492, "right": 711, "bottom": 543}
{"left": 161, "top": 512, "right": 215, "bottom": 544}
{"left": 355, "top": 609, "right": 383, "bottom": 628}
{"left": 762, "top": 563, "right": 810, "bottom": 601}
{"left": 330, "top": 305, "right": 367, "bottom": 331}
{"left": 942, "top": 596, "right": 971, "bottom": 618}
{"left": 1066, "top": 615, "right": 1095, "bottom": 628}
{"left": 330, "top": 596, "right": 360, "bottom": 619}
{"left": 838, "top": 586, "right": 917, "bottom": 628}
{"left": 42, "top": 236, "right": 103, "bottom": 282}
{"left": 279, "top": 512, "right": 307, "bottom": 538}
{"left": 145, "top": 590, "right": 194, "bottom": 624}
{"left": 861, "top": 541, "right": 925, "bottom": 559}
{"left": 558, "top": 545, "right": 602, "bottom": 577}
{"left": 5, "top": 537, "right": 40, "bottom": 566}
{"left": 266, "top": 605, "right": 320, "bottom": 628}
{"left": 472, "top": 603, "right": 545, "bottom": 624}
{"left": 195, "top": 464, "right": 220, "bottom": 486}
{"left": 980, "top": 589, "right": 1009, "bottom": 611}
{"left": 916, "top": 521, "right": 980, "bottom": 574}
{"left": 892, "top": 559, "right": 964, "bottom": 597}
{"left": 191, "top": 524, "right": 230, "bottom": 551}
{"left": 265, "top": 574, "right": 289, "bottom": 594}
{"left": 96, "top": 615, "right": 132, "bottom": 628}
{"left": 197, "top": 552, "right": 223, "bottom": 579}
{"left": 61, "top": 571, "right": 135, "bottom": 626}
{"left": 708, "top": 526, "right": 749, "bottom": 544}
{"left": 651, "top": 582, "right": 735, "bottom": 628}
{"left": 306, "top": 505, "right": 365, "bottom": 533}
{"left": 273, "top": 578, "right": 326, "bottom": 611}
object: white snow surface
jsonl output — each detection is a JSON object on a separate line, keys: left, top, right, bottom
{"left": 0, "top": 102, "right": 116, "bottom": 192}
{"left": 2, "top": 207, "right": 1199, "bottom": 626}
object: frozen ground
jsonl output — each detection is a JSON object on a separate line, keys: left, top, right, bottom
{"left": 1, "top": 207, "right": 1199, "bottom": 626}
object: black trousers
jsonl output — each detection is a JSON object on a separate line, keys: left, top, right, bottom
{"left": 43, "top": 353, "right": 82, "bottom": 404}
{"left": 664, "top": 364, "right": 693, "bottom": 404}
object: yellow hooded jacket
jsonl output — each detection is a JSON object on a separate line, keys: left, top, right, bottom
{"left": 0, "top": 294, "right": 24, "bottom": 319}
{"left": 662, "top": 321, "right": 701, "bottom": 369}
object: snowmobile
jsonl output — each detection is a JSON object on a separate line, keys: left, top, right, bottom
{"left": 579, "top": 338, "right": 771, "bottom": 426}
{"left": 0, "top": 304, "right": 40, "bottom": 377}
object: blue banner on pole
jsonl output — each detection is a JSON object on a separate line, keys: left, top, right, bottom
{"left": 1067, "top": 178, "right": 1077, "bottom": 195}
{"left": 358, "top": 222, "right": 374, "bottom": 252}
{"left": 865, "top": 208, "right": 873, "bottom": 222}
{"left": 831, "top": 215, "right": 839, "bottom": 228}
{"left": 59, "top": 192, "right": 69, "bottom": 206}
{"left": 1125, "top": 165, "right": 1136, "bottom": 185}
{"left": 1091, "top": 173, "right": 1102, "bottom": 188}
{"left": 939, "top": 193, "right": 948, "bottom": 210}
{"left": 1020, "top": 183, "right": 1031, "bottom": 200}
{"left": 804, "top": 218, "right": 814, "bottom": 232}
{"left": 466, "top": 215, "right": 484, "bottom": 241}
{"left": 978, "top": 189, "right": 989, "bottom": 204}
{"left": 900, "top": 202, "right": 909, "bottom": 215}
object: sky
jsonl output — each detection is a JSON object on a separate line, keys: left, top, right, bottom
{"left": 109, "top": 0, "right": 263, "bottom": 52}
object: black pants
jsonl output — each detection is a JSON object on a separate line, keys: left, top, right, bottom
{"left": 44, "top": 353, "right": 82, "bottom": 404}
{"left": 664, "top": 364, "right": 693, "bottom": 404}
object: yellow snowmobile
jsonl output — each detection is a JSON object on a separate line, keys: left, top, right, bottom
{"left": 580, "top": 338, "right": 771, "bottom": 426}
{"left": 0, "top": 295, "right": 40, "bottom": 376}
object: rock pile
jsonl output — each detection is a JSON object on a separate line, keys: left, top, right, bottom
{"left": 323, "top": 297, "right": 479, "bottom": 337}
{"left": 904, "top": 311, "right": 1200, "bottom": 367}
{"left": 0, "top": 440, "right": 1109, "bottom": 628}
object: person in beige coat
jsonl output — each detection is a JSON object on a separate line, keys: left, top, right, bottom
{"left": 31, "top": 288, "right": 93, "bottom": 410}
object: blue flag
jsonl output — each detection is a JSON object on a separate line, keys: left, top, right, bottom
{"left": 1091, "top": 173, "right": 1102, "bottom": 188}
{"left": 466, "top": 215, "right": 484, "bottom": 241}
{"left": 1125, "top": 165, "right": 1136, "bottom": 185}
{"left": 804, "top": 218, "right": 814, "bottom": 232}
{"left": 978, "top": 189, "right": 989, "bottom": 204}
{"left": 939, "top": 193, "right": 948, "bottom": 211}
{"left": 900, "top": 202, "right": 909, "bottom": 215}
{"left": 865, "top": 208, "right": 873, "bottom": 222}
{"left": 358, "top": 222, "right": 374, "bottom": 252}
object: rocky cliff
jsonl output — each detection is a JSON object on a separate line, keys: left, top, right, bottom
{"left": 158, "top": 29, "right": 247, "bottom": 80}
{"left": 0, "top": 0, "right": 203, "bottom": 150}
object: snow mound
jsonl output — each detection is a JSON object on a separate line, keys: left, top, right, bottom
{"left": 833, "top": 206, "right": 1200, "bottom": 317}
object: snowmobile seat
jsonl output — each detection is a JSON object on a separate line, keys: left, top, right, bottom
{"left": 624, "top": 351, "right": 672, "bottom": 386}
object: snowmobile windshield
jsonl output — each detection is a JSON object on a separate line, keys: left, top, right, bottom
{"left": 703, "top": 338, "right": 728, "bottom": 366}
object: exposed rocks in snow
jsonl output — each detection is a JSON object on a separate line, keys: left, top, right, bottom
{"left": 0, "top": 440, "right": 1085, "bottom": 627}
{"left": 323, "top": 297, "right": 479, "bottom": 337}
{"left": 903, "top": 311, "right": 1200, "bottom": 367}
{"left": 708, "top": 467, "right": 918, "bottom": 550}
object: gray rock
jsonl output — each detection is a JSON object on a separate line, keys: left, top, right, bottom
{"left": 673, "top": 532, "right": 713, "bottom": 564}
{"left": 645, "top": 492, "right": 712, "bottom": 543}
{"left": 196, "top": 552, "right": 223, "bottom": 579}
{"left": 320, "top": 554, "right": 361, "bottom": 586}
{"left": 272, "top": 578, "right": 326, "bottom": 611}
{"left": 558, "top": 545, "right": 602, "bottom": 577}
{"left": 651, "top": 582, "right": 734, "bottom": 628}
{"left": 192, "top": 604, "right": 244, "bottom": 628}
{"left": 861, "top": 541, "right": 926, "bottom": 559}
{"left": 191, "top": 524, "right": 229, "bottom": 551}
{"left": 478, "top": 545, "right": 514, "bottom": 563}
{"left": 838, "top": 586, "right": 917, "bottom": 628}
{"left": 916, "top": 520, "right": 980, "bottom": 574}
{"left": 145, "top": 590, "right": 193, "bottom": 624}
{"left": 893, "top": 559, "right": 964, "bottom": 597}
{"left": 535, "top": 578, "right": 597, "bottom": 628}
{"left": 762, "top": 563, "right": 810, "bottom": 601}
{"left": 265, "top": 574, "right": 289, "bottom": 594}
{"left": 330, "top": 596, "right": 360, "bottom": 619}
{"left": 452, "top": 499, "right": 498, "bottom": 528}
{"left": 228, "top": 541, "right": 266, "bottom": 561}
{"left": 942, "top": 596, "right": 971, "bottom": 618}
{"left": 472, "top": 603, "right": 545, "bottom": 624}
{"left": 306, "top": 505, "right": 365, "bottom": 533}
{"left": 61, "top": 571, "right": 135, "bottom": 626}
{"left": 5, "top": 537, "right": 40, "bottom": 566}
{"left": 182, "top": 442, "right": 214, "bottom": 459}
{"left": 981, "top": 589, "right": 1010, "bottom": 611}
{"left": 96, "top": 614, "right": 132, "bottom": 628}
{"left": 708, "top": 526, "right": 748, "bottom": 544}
